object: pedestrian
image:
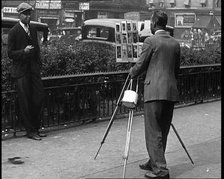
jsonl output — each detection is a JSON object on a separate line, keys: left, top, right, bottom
{"left": 193, "top": 29, "right": 198, "bottom": 47}
{"left": 8, "top": 2, "right": 46, "bottom": 140}
{"left": 129, "top": 10, "right": 180, "bottom": 179}
{"left": 204, "top": 31, "right": 209, "bottom": 47}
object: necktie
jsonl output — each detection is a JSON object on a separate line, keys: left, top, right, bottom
{"left": 26, "top": 25, "right": 30, "bottom": 36}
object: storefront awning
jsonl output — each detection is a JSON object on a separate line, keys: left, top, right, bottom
{"left": 192, "top": 16, "right": 211, "bottom": 29}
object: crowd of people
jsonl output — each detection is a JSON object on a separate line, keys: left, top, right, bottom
{"left": 181, "top": 28, "right": 221, "bottom": 48}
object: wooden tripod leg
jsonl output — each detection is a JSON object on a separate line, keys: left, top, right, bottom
{"left": 122, "top": 110, "right": 134, "bottom": 178}
{"left": 171, "top": 123, "right": 194, "bottom": 165}
{"left": 94, "top": 74, "right": 130, "bottom": 159}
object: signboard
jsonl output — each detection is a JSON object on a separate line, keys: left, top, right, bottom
{"left": 79, "top": 3, "right": 89, "bottom": 10}
{"left": 64, "top": 12, "right": 74, "bottom": 18}
{"left": 97, "top": 12, "right": 107, "bottom": 19}
{"left": 49, "top": 1, "right": 61, "bottom": 9}
{"left": 35, "top": 1, "right": 49, "bottom": 9}
{"left": 115, "top": 20, "right": 142, "bottom": 63}
{"left": 35, "top": 0, "right": 61, "bottom": 9}
{"left": 64, "top": 2, "right": 79, "bottom": 9}
{"left": 175, "top": 13, "right": 196, "bottom": 28}
{"left": 2, "top": 7, "right": 17, "bottom": 13}
{"left": 124, "top": 12, "right": 140, "bottom": 21}
{"left": 37, "top": 9, "right": 59, "bottom": 16}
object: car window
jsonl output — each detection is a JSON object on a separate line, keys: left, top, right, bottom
{"left": 87, "top": 27, "right": 96, "bottom": 38}
{"left": 86, "top": 27, "right": 109, "bottom": 40}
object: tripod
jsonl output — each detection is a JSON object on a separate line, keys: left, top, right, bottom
{"left": 94, "top": 75, "right": 194, "bottom": 178}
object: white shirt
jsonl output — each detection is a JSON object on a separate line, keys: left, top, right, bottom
{"left": 155, "top": 29, "right": 165, "bottom": 35}
{"left": 19, "top": 21, "right": 30, "bottom": 36}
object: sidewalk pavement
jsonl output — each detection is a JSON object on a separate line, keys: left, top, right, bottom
{"left": 2, "top": 101, "right": 221, "bottom": 179}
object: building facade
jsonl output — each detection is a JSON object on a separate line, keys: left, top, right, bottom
{"left": 2, "top": 0, "right": 221, "bottom": 37}
{"left": 144, "top": 0, "right": 221, "bottom": 39}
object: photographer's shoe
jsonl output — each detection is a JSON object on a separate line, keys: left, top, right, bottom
{"left": 139, "top": 160, "right": 152, "bottom": 170}
{"left": 37, "top": 132, "right": 47, "bottom": 137}
{"left": 145, "top": 171, "right": 170, "bottom": 179}
{"left": 27, "top": 133, "right": 41, "bottom": 140}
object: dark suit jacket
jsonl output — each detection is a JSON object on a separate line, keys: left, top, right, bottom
{"left": 130, "top": 31, "right": 180, "bottom": 102}
{"left": 8, "top": 22, "right": 41, "bottom": 78}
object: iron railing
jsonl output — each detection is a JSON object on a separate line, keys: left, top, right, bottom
{"left": 1, "top": 64, "right": 221, "bottom": 135}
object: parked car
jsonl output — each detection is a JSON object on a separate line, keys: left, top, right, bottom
{"left": 60, "top": 27, "right": 82, "bottom": 36}
{"left": 48, "top": 27, "right": 82, "bottom": 42}
{"left": 81, "top": 18, "right": 174, "bottom": 44}
{"left": 47, "top": 34, "right": 62, "bottom": 42}
{"left": 81, "top": 18, "right": 121, "bottom": 44}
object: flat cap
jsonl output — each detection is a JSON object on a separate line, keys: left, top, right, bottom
{"left": 17, "top": 2, "right": 34, "bottom": 14}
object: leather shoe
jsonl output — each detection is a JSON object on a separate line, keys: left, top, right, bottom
{"left": 37, "top": 132, "right": 47, "bottom": 137}
{"left": 27, "top": 133, "right": 41, "bottom": 140}
{"left": 145, "top": 171, "right": 170, "bottom": 179}
{"left": 139, "top": 160, "right": 152, "bottom": 170}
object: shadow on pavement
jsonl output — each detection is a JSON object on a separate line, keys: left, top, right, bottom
{"left": 170, "top": 138, "right": 221, "bottom": 178}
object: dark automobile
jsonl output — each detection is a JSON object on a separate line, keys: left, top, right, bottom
{"left": 81, "top": 18, "right": 174, "bottom": 44}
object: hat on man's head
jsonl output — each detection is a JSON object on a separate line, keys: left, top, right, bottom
{"left": 17, "top": 2, "right": 34, "bottom": 14}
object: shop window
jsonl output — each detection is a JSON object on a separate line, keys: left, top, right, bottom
{"left": 200, "top": 0, "right": 206, "bottom": 7}
{"left": 147, "top": 0, "right": 154, "bottom": 4}
{"left": 159, "top": 0, "right": 164, "bottom": 8}
{"left": 215, "top": 0, "right": 220, "bottom": 7}
{"left": 169, "top": 0, "right": 175, "bottom": 7}
{"left": 184, "top": 0, "right": 190, "bottom": 6}
{"left": 146, "top": 0, "right": 155, "bottom": 8}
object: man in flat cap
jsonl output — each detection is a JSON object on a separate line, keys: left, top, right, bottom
{"left": 8, "top": 2, "right": 46, "bottom": 140}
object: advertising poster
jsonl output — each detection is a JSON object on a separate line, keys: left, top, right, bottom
{"left": 122, "top": 33, "right": 128, "bottom": 44}
{"left": 116, "top": 23, "right": 120, "bottom": 32}
{"left": 133, "top": 32, "right": 138, "bottom": 43}
{"left": 132, "top": 21, "right": 137, "bottom": 31}
{"left": 127, "top": 44, "right": 133, "bottom": 61}
{"left": 127, "top": 32, "right": 133, "bottom": 43}
{"left": 115, "top": 33, "right": 121, "bottom": 44}
{"left": 127, "top": 21, "right": 132, "bottom": 32}
{"left": 132, "top": 44, "right": 138, "bottom": 62}
{"left": 121, "top": 44, "right": 128, "bottom": 61}
{"left": 115, "top": 20, "right": 140, "bottom": 63}
{"left": 121, "top": 21, "right": 127, "bottom": 33}
{"left": 116, "top": 45, "right": 122, "bottom": 62}
{"left": 138, "top": 43, "right": 143, "bottom": 58}
{"left": 174, "top": 13, "right": 196, "bottom": 28}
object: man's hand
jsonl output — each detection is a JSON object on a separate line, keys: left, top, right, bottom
{"left": 129, "top": 67, "right": 134, "bottom": 79}
{"left": 129, "top": 67, "right": 133, "bottom": 74}
{"left": 24, "top": 45, "right": 34, "bottom": 53}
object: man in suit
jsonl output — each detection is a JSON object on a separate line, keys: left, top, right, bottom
{"left": 129, "top": 10, "right": 180, "bottom": 179}
{"left": 8, "top": 2, "right": 47, "bottom": 140}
